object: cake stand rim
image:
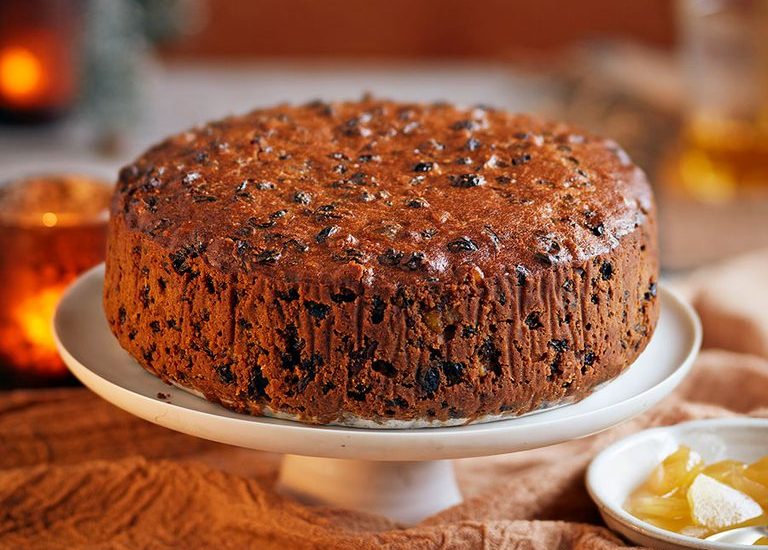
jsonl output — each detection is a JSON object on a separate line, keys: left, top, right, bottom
{"left": 54, "top": 263, "right": 701, "bottom": 461}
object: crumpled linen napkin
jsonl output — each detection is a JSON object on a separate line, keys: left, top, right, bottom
{"left": 1, "top": 249, "right": 768, "bottom": 550}
{"left": 679, "top": 249, "right": 768, "bottom": 359}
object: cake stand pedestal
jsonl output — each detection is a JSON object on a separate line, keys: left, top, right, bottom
{"left": 278, "top": 457, "right": 461, "bottom": 523}
{"left": 54, "top": 265, "right": 701, "bottom": 525}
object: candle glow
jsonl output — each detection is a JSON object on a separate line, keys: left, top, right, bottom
{"left": 41, "top": 212, "right": 57, "bottom": 227}
{"left": 0, "top": 174, "right": 111, "bottom": 384}
{"left": 1, "top": 285, "right": 67, "bottom": 374}
{"left": 0, "top": 46, "right": 45, "bottom": 104}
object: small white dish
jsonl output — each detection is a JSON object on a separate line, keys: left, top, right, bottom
{"left": 587, "top": 418, "right": 768, "bottom": 549}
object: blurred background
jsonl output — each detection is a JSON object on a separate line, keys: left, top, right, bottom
{"left": 1, "top": 0, "right": 766, "bottom": 387}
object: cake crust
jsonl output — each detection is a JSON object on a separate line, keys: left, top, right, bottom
{"left": 104, "top": 99, "right": 659, "bottom": 426}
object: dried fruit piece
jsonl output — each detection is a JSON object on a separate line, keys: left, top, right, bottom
{"left": 413, "top": 162, "right": 434, "bottom": 172}
{"left": 424, "top": 309, "right": 443, "bottom": 334}
{"left": 451, "top": 173, "right": 485, "bottom": 188}
{"left": 371, "top": 360, "right": 397, "bottom": 377}
{"left": 254, "top": 249, "right": 281, "bottom": 264}
{"left": 441, "top": 361, "right": 466, "bottom": 386}
{"left": 535, "top": 252, "right": 554, "bottom": 266}
{"left": 403, "top": 252, "right": 425, "bottom": 271}
{"left": 304, "top": 301, "right": 331, "bottom": 319}
{"left": 378, "top": 248, "right": 403, "bottom": 267}
{"left": 588, "top": 222, "right": 605, "bottom": 236}
{"left": 600, "top": 261, "right": 614, "bottom": 280}
{"left": 406, "top": 198, "right": 430, "bottom": 208}
{"left": 447, "top": 237, "right": 478, "bottom": 253}
{"left": 316, "top": 225, "right": 340, "bottom": 244}
{"left": 548, "top": 339, "right": 569, "bottom": 353}
{"left": 293, "top": 191, "right": 312, "bottom": 204}
{"left": 511, "top": 153, "right": 531, "bottom": 165}
{"left": 216, "top": 363, "right": 235, "bottom": 384}
{"left": 417, "top": 365, "right": 440, "bottom": 396}
{"left": 331, "top": 288, "right": 357, "bottom": 303}
{"left": 644, "top": 281, "right": 658, "bottom": 301}
{"left": 524, "top": 312, "right": 543, "bottom": 330}
{"left": 370, "top": 297, "right": 386, "bottom": 324}
{"left": 515, "top": 265, "right": 529, "bottom": 286}
{"left": 465, "top": 137, "right": 481, "bottom": 151}
{"left": 450, "top": 119, "right": 477, "bottom": 131}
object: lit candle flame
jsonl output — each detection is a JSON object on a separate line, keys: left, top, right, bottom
{"left": 15, "top": 287, "right": 61, "bottom": 351}
{"left": 0, "top": 285, "right": 67, "bottom": 375}
{"left": 0, "top": 46, "right": 44, "bottom": 103}
{"left": 41, "top": 212, "right": 57, "bottom": 227}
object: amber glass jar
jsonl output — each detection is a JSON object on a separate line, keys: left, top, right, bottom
{"left": 0, "top": 174, "right": 111, "bottom": 387}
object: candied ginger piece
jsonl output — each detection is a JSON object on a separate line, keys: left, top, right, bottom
{"left": 730, "top": 474, "right": 768, "bottom": 507}
{"left": 627, "top": 494, "right": 690, "bottom": 520}
{"left": 703, "top": 459, "right": 746, "bottom": 481}
{"left": 705, "top": 459, "right": 768, "bottom": 507}
{"left": 647, "top": 446, "right": 704, "bottom": 496}
{"left": 746, "top": 457, "right": 768, "bottom": 488}
{"left": 687, "top": 474, "right": 763, "bottom": 531}
{"left": 644, "top": 515, "right": 701, "bottom": 535}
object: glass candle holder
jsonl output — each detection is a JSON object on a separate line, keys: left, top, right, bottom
{"left": 0, "top": 174, "right": 111, "bottom": 387}
{"left": 0, "top": 0, "right": 81, "bottom": 123}
{"left": 676, "top": 0, "right": 768, "bottom": 202}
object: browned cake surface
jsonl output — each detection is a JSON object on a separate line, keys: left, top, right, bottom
{"left": 104, "top": 98, "right": 659, "bottom": 426}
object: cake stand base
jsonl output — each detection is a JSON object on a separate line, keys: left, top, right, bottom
{"left": 54, "top": 265, "right": 701, "bottom": 525}
{"left": 278, "top": 456, "right": 461, "bottom": 524}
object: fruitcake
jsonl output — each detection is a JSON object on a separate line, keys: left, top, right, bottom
{"left": 104, "top": 98, "right": 659, "bottom": 427}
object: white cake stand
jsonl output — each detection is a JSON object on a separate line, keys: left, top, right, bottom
{"left": 54, "top": 265, "right": 701, "bottom": 525}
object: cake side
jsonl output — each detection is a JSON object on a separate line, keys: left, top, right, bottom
{"left": 104, "top": 210, "right": 657, "bottom": 425}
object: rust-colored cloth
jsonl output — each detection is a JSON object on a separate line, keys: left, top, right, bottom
{"left": 2, "top": 250, "right": 768, "bottom": 549}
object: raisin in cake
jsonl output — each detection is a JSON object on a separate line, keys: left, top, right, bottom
{"left": 104, "top": 98, "right": 659, "bottom": 427}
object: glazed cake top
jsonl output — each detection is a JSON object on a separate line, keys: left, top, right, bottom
{"left": 113, "top": 98, "right": 653, "bottom": 285}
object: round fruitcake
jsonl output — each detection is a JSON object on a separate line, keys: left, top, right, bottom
{"left": 104, "top": 98, "right": 659, "bottom": 427}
